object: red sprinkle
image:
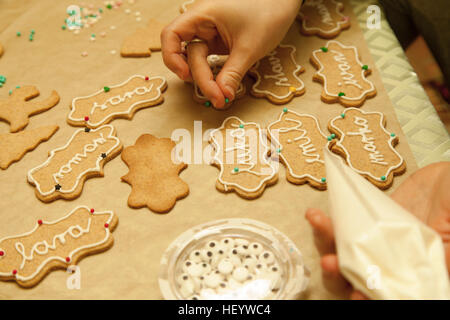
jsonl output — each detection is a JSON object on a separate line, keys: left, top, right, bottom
{"left": 104, "top": 223, "right": 109, "bottom": 228}
{"left": 0, "top": 251, "right": 4, "bottom": 256}
{"left": 90, "top": 208, "right": 95, "bottom": 213}
{"left": 84, "top": 116, "right": 89, "bottom": 121}
{"left": 12, "top": 270, "right": 17, "bottom": 275}
{"left": 66, "top": 257, "right": 70, "bottom": 262}
{"left": 38, "top": 219, "right": 43, "bottom": 225}
{"left": 145, "top": 76, "right": 149, "bottom": 81}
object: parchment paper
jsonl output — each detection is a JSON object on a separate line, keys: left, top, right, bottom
{"left": 0, "top": 0, "right": 418, "bottom": 299}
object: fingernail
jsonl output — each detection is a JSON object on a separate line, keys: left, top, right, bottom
{"left": 225, "top": 85, "right": 235, "bottom": 100}
{"left": 210, "top": 97, "right": 218, "bottom": 108}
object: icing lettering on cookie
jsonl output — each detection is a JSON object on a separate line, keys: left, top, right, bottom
{"left": 209, "top": 117, "right": 277, "bottom": 198}
{"left": 298, "top": 0, "right": 350, "bottom": 38}
{"left": 311, "top": 41, "right": 376, "bottom": 107}
{"left": 27, "top": 125, "right": 122, "bottom": 201}
{"left": 328, "top": 108, "right": 405, "bottom": 189}
{"left": 68, "top": 75, "right": 167, "bottom": 128}
{"left": 250, "top": 45, "right": 305, "bottom": 104}
{"left": 0, "top": 206, "right": 117, "bottom": 287}
{"left": 268, "top": 110, "right": 328, "bottom": 189}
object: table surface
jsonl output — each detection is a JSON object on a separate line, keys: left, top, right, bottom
{"left": 0, "top": 0, "right": 446, "bottom": 300}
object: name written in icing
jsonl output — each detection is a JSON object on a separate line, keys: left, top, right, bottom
{"left": 306, "top": 0, "right": 334, "bottom": 26}
{"left": 331, "top": 50, "right": 363, "bottom": 90}
{"left": 264, "top": 50, "right": 291, "bottom": 87}
{"left": 346, "top": 116, "right": 388, "bottom": 165}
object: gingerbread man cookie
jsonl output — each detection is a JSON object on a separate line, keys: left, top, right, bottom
{"left": 298, "top": 0, "right": 350, "bottom": 39}
{"left": 0, "top": 125, "right": 59, "bottom": 170}
{"left": 328, "top": 108, "right": 406, "bottom": 189}
{"left": 121, "top": 134, "right": 189, "bottom": 213}
{"left": 268, "top": 109, "right": 329, "bottom": 190}
{"left": 310, "top": 41, "right": 376, "bottom": 107}
{"left": 209, "top": 117, "right": 277, "bottom": 199}
{"left": 121, "top": 19, "right": 166, "bottom": 57}
{"left": 249, "top": 44, "right": 305, "bottom": 104}
{"left": 193, "top": 55, "right": 246, "bottom": 108}
{"left": 0, "top": 206, "right": 117, "bottom": 288}
{"left": 0, "top": 86, "right": 60, "bottom": 133}
{"left": 27, "top": 125, "right": 123, "bottom": 202}
{"left": 68, "top": 75, "right": 167, "bottom": 128}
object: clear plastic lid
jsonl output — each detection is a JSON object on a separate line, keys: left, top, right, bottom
{"left": 159, "top": 218, "right": 310, "bottom": 300}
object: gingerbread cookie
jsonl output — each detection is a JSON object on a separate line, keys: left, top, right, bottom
{"left": 121, "top": 134, "right": 189, "bottom": 213}
{"left": 328, "top": 108, "right": 406, "bottom": 189}
{"left": 68, "top": 75, "right": 167, "bottom": 128}
{"left": 0, "top": 86, "right": 60, "bottom": 133}
{"left": 310, "top": 41, "right": 376, "bottom": 107}
{"left": 298, "top": 0, "right": 350, "bottom": 39}
{"left": 0, "top": 125, "right": 59, "bottom": 170}
{"left": 209, "top": 117, "right": 277, "bottom": 199}
{"left": 180, "top": 0, "right": 196, "bottom": 13}
{"left": 268, "top": 109, "right": 328, "bottom": 190}
{"left": 249, "top": 44, "right": 305, "bottom": 104}
{"left": 121, "top": 19, "right": 166, "bottom": 57}
{"left": 27, "top": 125, "right": 123, "bottom": 202}
{"left": 0, "top": 206, "right": 117, "bottom": 288}
{"left": 193, "top": 55, "right": 246, "bottom": 108}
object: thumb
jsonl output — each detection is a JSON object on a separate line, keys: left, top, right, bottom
{"left": 215, "top": 46, "right": 256, "bottom": 101}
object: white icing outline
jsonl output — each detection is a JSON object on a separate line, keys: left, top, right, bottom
{"left": 311, "top": 40, "right": 375, "bottom": 101}
{"left": 209, "top": 116, "right": 277, "bottom": 193}
{"left": 268, "top": 110, "right": 328, "bottom": 184}
{"left": 250, "top": 44, "right": 305, "bottom": 101}
{"left": 298, "top": 0, "right": 348, "bottom": 35}
{"left": 0, "top": 206, "right": 114, "bottom": 282}
{"left": 180, "top": 0, "right": 195, "bottom": 13}
{"left": 27, "top": 125, "right": 121, "bottom": 197}
{"left": 68, "top": 75, "right": 167, "bottom": 128}
{"left": 329, "top": 108, "right": 404, "bottom": 181}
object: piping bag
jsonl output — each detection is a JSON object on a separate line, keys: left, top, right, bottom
{"left": 324, "top": 150, "right": 450, "bottom": 299}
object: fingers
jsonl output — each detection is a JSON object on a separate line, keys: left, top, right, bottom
{"left": 305, "top": 208, "right": 335, "bottom": 247}
{"left": 215, "top": 45, "right": 255, "bottom": 102}
{"left": 187, "top": 42, "right": 225, "bottom": 108}
{"left": 320, "top": 254, "right": 341, "bottom": 278}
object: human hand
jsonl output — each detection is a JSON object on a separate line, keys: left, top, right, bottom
{"left": 305, "top": 162, "right": 450, "bottom": 299}
{"left": 161, "top": 0, "right": 302, "bottom": 108}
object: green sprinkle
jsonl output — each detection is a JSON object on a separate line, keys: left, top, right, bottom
{"left": 239, "top": 124, "right": 244, "bottom": 129}
{"left": 327, "top": 136, "right": 332, "bottom": 141}
{"left": 362, "top": 65, "right": 369, "bottom": 70}
{"left": 31, "top": 30, "right": 35, "bottom": 34}
{"left": 340, "top": 113, "right": 345, "bottom": 118}
{"left": 390, "top": 133, "right": 396, "bottom": 137}
{"left": 277, "top": 148, "right": 282, "bottom": 153}
{"left": 321, "top": 177, "right": 326, "bottom": 183}
{"left": 204, "top": 101, "right": 211, "bottom": 107}
{"left": 99, "top": 8, "right": 103, "bottom": 13}
{"left": 16, "top": 86, "right": 20, "bottom": 89}
{"left": 331, "top": 134, "right": 336, "bottom": 139}
{"left": 61, "top": 25, "right": 66, "bottom": 30}
{"left": 234, "top": 167, "right": 239, "bottom": 173}
{"left": 381, "top": 176, "right": 386, "bottom": 181}
{"left": 0, "top": 75, "right": 6, "bottom": 83}
{"left": 320, "top": 47, "right": 328, "bottom": 52}
{"left": 103, "top": 86, "right": 110, "bottom": 92}
{"left": 91, "top": 33, "right": 96, "bottom": 38}
{"left": 338, "top": 92, "right": 345, "bottom": 97}
{"left": 16, "top": 31, "right": 21, "bottom": 37}
{"left": 283, "top": 107, "right": 288, "bottom": 113}
{"left": 225, "top": 98, "right": 229, "bottom": 103}
{"left": 9, "top": 90, "right": 12, "bottom": 95}
{"left": 106, "top": 4, "right": 113, "bottom": 9}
